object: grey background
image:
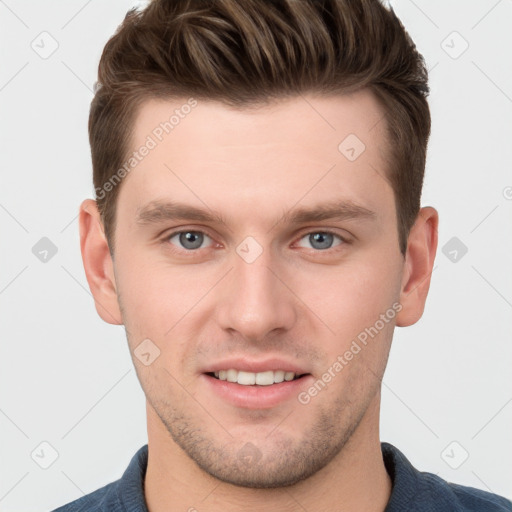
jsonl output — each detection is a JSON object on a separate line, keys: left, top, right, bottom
{"left": 1, "top": 1, "right": 511, "bottom": 510}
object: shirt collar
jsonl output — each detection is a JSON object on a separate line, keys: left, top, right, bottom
{"left": 381, "top": 441, "right": 427, "bottom": 510}
{"left": 116, "top": 444, "right": 149, "bottom": 512}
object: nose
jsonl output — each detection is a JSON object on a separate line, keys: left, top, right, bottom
{"left": 215, "top": 244, "right": 297, "bottom": 343}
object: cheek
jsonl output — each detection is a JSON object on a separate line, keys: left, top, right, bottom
{"left": 291, "top": 254, "right": 401, "bottom": 344}
{"left": 116, "top": 231, "right": 402, "bottom": 346}
{"left": 114, "top": 252, "right": 213, "bottom": 366}
{"left": 115, "top": 248, "right": 192, "bottom": 318}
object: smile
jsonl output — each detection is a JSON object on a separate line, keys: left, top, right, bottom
{"left": 208, "top": 369, "right": 306, "bottom": 386}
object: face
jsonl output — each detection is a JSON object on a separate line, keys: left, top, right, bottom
{"left": 109, "top": 91, "right": 406, "bottom": 487}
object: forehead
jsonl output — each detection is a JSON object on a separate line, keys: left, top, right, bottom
{"left": 117, "top": 90, "right": 394, "bottom": 228}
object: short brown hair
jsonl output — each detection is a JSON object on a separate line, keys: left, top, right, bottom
{"left": 90, "top": 0, "right": 430, "bottom": 255}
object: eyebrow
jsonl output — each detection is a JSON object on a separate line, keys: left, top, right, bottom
{"left": 135, "top": 199, "right": 376, "bottom": 228}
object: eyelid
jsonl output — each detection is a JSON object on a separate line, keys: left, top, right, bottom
{"left": 163, "top": 228, "right": 217, "bottom": 251}
{"left": 161, "top": 226, "right": 351, "bottom": 254}
{"left": 293, "top": 229, "right": 350, "bottom": 249}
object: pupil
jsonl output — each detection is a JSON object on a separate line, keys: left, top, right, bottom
{"left": 310, "top": 232, "right": 333, "bottom": 250}
{"left": 180, "top": 231, "right": 203, "bottom": 249}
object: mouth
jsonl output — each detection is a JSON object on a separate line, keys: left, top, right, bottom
{"left": 200, "top": 359, "right": 313, "bottom": 408}
{"left": 206, "top": 369, "right": 309, "bottom": 386}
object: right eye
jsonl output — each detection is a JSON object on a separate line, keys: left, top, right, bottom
{"left": 165, "top": 230, "right": 214, "bottom": 251}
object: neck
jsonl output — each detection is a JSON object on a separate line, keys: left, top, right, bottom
{"left": 144, "top": 394, "right": 392, "bottom": 512}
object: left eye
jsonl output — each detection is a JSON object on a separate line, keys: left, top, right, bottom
{"left": 296, "top": 232, "right": 344, "bottom": 250}
{"left": 167, "top": 231, "right": 213, "bottom": 250}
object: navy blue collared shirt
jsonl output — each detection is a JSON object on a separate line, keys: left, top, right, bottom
{"left": 52, "top": 442, "right": 512, "bottom": 511}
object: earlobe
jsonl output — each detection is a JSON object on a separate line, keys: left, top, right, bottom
{"left": 79, "top": 199, "right": 123, "bottom": 325}
{"left": 395, "top": 206, "right": 439, "bottom": 327}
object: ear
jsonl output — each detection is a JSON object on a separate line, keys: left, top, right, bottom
{"left": 79, "top": 199, "right": 123, "bottom": 325}
{"left": 395, "top": 206, "right": 439, "bottom": 327}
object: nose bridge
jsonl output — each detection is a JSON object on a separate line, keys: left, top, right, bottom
{"left": 216, "top": 239, "right": 296, "bottom": 340}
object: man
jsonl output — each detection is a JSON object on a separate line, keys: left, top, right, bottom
{"left": 53, "top": 0, "right": 512, "bottom": 510}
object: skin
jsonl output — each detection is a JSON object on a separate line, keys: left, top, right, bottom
{"left": 80, "top": 90, "right": 438, "bottom": 512}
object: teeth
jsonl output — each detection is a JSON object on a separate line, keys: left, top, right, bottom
{"left": 274, "top": 370, "right": 285, "bottom": 383}
{"left": 255, "top": 371, "right": 274, "bottom": 386}
{"left": 237, "top": 371, "right": 256, "bottom": 385}
{"left": 213, "top": 369, "right": 299, "bottom": 385}
{"left": 226, "top": 369, "right": 238, "bottom": 383}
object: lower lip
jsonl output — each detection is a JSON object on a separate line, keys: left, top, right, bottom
{"left": 201, "top": 373, "right": 313, "bottom": 409}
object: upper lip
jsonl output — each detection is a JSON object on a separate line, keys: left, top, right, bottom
{"left": 201, "top": 357, "right": 310, "bottom": 375}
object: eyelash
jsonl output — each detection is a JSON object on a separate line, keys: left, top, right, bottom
{"left": 161, "top": 228, "right": 351, "bottom": 255}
